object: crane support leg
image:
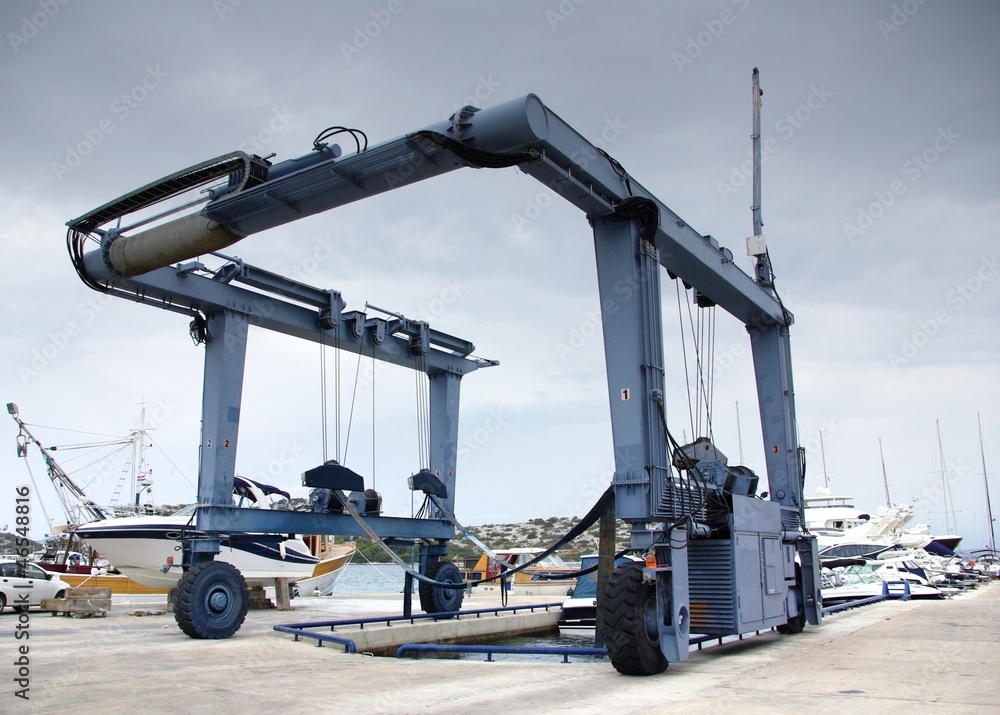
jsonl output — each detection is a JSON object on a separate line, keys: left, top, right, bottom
{"left": 190, "top": 308, "right": 250, "bottom": 564}
{"left": 750, "top": 321, "right": 821, "bottom": 626}
{"left": 592, "top": 214, "right": 689, "bottom": 665}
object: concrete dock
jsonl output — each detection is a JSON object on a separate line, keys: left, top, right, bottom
{"left": 4, "top": 582, "right": 998, "bottom": 714}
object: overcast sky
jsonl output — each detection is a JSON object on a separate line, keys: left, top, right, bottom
{"left": 2, "top": 1, "right": 997, "bottom": 552}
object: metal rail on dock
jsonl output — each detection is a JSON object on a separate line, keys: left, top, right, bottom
{"left": 396, "top": 643, "right": 608, "bottom": 662}
{"left": 821, "top": 579, "right": 911, "bottom": 616}
{"left": 273, "top": 602, "right": 564, "bottom": 652}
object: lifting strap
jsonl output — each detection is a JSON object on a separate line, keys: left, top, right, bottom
{"left": 331, "top": 485, "right": 614, "bottom": 589}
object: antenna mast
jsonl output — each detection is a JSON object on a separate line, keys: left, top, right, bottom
{"left": 750, "top": 67, "right": 773, "bottom": 288}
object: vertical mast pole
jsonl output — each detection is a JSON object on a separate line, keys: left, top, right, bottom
{"left": 978, "top": 413, "right": 996, "bottom": 553}
{"left": 936, "top": 419, "right": 956, "bottom": 536}
{"left": 751, "top": 67, "right": 773, "bottom": 287}
{"left": 819, "top": 429, "right": 829, "bottom": 490}
{"left": 878, "top": 436, "right": 892, "bottom": 507}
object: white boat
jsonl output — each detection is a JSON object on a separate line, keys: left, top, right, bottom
{"left": 820, "top": 557, "right": 949, "bottom": 604}
{"left": 74, "top": 476, "right": 354, "bottom": 591}
{"left": 558, "top": 554, "right": 640, "bottom": 630}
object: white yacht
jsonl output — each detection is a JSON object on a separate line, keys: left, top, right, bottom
{"left": 73, "top": 476, "right": 354, "bottom": 591}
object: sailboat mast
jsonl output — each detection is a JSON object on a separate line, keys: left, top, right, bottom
{"left": 819, "top": 429, "right": 829, "bottom": 490}
{"left": 936, "top": 419, "right": 956, "bottom": 536}
{"left": 878, "top": 436, "right": 892, "bottom": 507}
{"left": 978, "top": 413, "right": 996, "bottom": 553}
{"left": 132, "top": 401, "right": 153, "bottom": 508}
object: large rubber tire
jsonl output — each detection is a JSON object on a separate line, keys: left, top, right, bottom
{"left": 418, "top": 561, "right": 464, "bottom": 616}
{"left": 777, "top": 613, "right": 805, "bottom": 634}
{"left": 603, "top": 562, "right": 668, "bottom": 676}
{"left": 0, "top": 593, "right": 5, "bottom": 613}
{"left": 778, "top": 564, "right": 806, "bottom": 634}
{"left": 173, "top": 561, "right": 249, "bottom": 639}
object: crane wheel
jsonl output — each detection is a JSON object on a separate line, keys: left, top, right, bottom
{"left": 777, "top": 613, "right": 805, "bottom": 634}
{"left": 603, "top": 561, "right": 668, "bottom": 675}
{"left": 174, "top": 560, "right": 249, "bottom": 639}
{"left": 418, "top": 561, "right": 464, "bottom": 616}
{"left": 778, "top": 564, "right": 806, "bottom": 634}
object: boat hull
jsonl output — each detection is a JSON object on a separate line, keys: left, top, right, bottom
{"left": 44, "top": 571, "right": 168, "bottom": 595}
{"left": 291, "top": 544, "right": 355, "bottom": 597}
{"left": 74, "top": 516, "right": 323, "bottom": 589}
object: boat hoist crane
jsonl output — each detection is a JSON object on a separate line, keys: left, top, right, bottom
{"left": 66, "top": 89, "right": 821, "bottom": 673}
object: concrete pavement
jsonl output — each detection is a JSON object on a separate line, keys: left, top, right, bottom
{"left": 4, "top": 582, "right": 998, "bottom": 714}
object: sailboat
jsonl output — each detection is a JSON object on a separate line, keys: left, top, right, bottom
{"left": 908, "top": 420, "right": 964, "bottom": 555}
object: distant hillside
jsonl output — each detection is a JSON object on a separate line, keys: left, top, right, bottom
{"left": 344, "top": 516, "right": 632, "bottom": 564}
{"left": 448, "top": 516, "right": 632, "bottom": 563}
{"left": 0, "top": 532, "right": 43, "bottom": 556}
{"left": 118, "top": 498, "right": 633, "bottom": 565}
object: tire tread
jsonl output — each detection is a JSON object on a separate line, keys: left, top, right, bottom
{"left": 603, "top": 562, "right": 668, "bottom": 675}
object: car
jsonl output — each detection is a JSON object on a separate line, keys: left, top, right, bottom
{"left": 0, "top": 561, "right": 69, "bottom": 613}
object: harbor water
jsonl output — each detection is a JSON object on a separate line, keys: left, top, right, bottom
{"left": 335, "top": 563, "right": 602, "bottom": 661}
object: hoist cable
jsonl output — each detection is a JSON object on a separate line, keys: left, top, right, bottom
{"left": 675, "top": 281, "right": 696, "bottom": 440}
{"left": 342, "top": 320, "right": 366, "bottom": 465}
{"left": 320, "top": 333, "right": 328, "bottom": 463}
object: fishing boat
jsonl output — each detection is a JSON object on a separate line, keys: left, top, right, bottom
{"left": 463, "top": 547, "right": 576, "bottom": 597}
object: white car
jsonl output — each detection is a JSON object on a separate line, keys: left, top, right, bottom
{"left": 0, "top": 561, "right": 69, "bottom": 613}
